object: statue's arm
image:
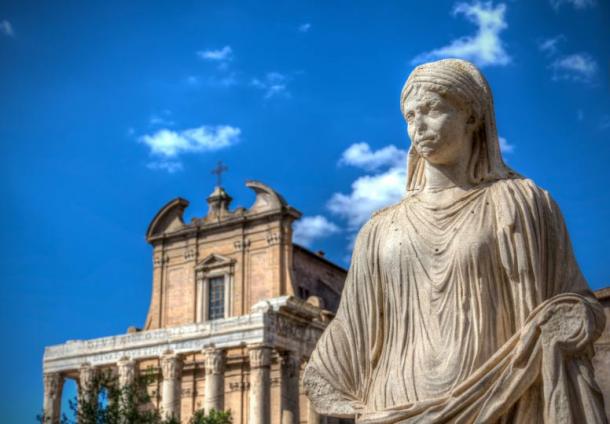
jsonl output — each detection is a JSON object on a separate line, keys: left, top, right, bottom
{"left": 303, "top": 218, "right": 383, "bottom": 418}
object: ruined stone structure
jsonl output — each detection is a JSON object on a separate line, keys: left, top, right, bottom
{"left": 42, "top": 181, "right": 347, "bottom": 423}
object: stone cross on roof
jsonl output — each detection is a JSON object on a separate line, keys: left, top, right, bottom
{"left": 211, "top": 161, "right": 228, "bottom": 188}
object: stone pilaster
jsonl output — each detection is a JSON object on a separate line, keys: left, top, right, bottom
{"left": 43, "top": 372, "right": 63, "bottom": 424}
{"left": 248, "top": 344, "right": 272, "bottom": 424}
{"left": 203, "top": 347, "right": 225, "bottom": 413}
{"left": 280, "top": 351, "right": 301, "bottom": 424}
{"left": 78, "top": 363, "right": 98, "bottom": 412}
{"left": 160, "top": 352, "right": 183, "bottom": 421}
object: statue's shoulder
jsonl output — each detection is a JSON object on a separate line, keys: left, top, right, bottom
{"left": 370, "top": 200, "right": 404, "bottom": 220}
{"left": 490, "top": 177, "right": 559, "bottom": 222}
{"left": 491, "top": 176, "right": 551, "bottom": 203}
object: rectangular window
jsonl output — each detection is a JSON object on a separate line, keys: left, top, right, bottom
{"left": 208, "top": 276, "right": 225, "bottom": 321}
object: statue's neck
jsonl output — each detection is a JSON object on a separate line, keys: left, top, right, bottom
{"left": 423, "top": 158, "right": 471, "bottom": 191}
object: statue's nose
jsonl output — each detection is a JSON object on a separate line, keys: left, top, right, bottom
{"left": 415, "top": 117, "right": 427, "bottom": 134}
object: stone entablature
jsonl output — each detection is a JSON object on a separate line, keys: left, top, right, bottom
{"left": 44, "top": 296, "right": 325, "bottom": 374}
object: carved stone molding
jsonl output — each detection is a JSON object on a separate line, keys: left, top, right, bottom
{"left": 160, "top": 352, "right": 182, "bottom": 380}
{"left": 203, "top": 347, "right": 225, "bottom": 375}
{"left": 234, "top": 239, "right": 251, "bottom": 251}
{"left": 184, "top": 249, "right": 196, "bottom": 261}
{"left": 153, "top": 255, "right": 169, "bottom": 267}
{"left": 229, "top": 381, "right": 250, "bottom": 392}
{"left": 266, "top": 232, "right": 281, "bottom": 245}
{"left": 270, "top": 314, "right": 317, "bottom": 344}
{"left": 248, "top": 344, "right": 272, "bottom": 368}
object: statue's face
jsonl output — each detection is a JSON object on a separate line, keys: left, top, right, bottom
{"left": 403, "top": 88, "right": 473, "bottom": 165}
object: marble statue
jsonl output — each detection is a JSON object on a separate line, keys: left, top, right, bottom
{"left": 303, "top": 59, "right": 607, "bottom": 423}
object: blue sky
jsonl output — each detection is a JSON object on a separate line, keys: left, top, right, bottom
{"left": 1, "top": 0, "right": 609, "bottom": 421}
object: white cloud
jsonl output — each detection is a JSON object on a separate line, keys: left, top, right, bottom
{"left": 251, "top": 72, "right": 290, "bottom": 99}
{"left": 538, "top": 35, "right": 565, "bottom": 56}
{"left": 149, "top": 110, "right": 175, "bottom": 127}
{"left": 339, "top": 142, "right": 406, "bottom": 171}
{"left": 0, "top": 20, "right": 14, "bottom": 37}
{"left": 550, "top": 0, "right": 595, "bottom": 10}
{"left": 197, "top": 46, "right": 233, "bottom": 62}
{"left": 146, "top": 161, "right": 183, "bottom": 174}
{"left": 412, "top": 1, "right": 511, "bottom": 67}
{"left": 298, "top": 23, "right": 312, "bottom": 33}
{"left": 328, "top": 164, "right": 406, "bottom": 231}
{"left": 139, "top": 125, "right": 240, "bottom": 158}
{"left": 499, "top": 136, "right": 515, "bottom": 154}
{"left": 293, "top": 215, "right": 340, "bottom": 247}
{"left": 550, "top": 53, "right": 598, "bottom": 83}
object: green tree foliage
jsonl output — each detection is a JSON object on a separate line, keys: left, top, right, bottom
{"left": 37, "top": 368, "right": 231, "bottom": 424}
{"left": 189, "top": 409, "right": 231, "bottom": 424}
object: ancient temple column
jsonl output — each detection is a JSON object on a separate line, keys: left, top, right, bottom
{"left": 78, "top": 363, "right": 98, "bottom": 413}
{"left": 248, "top": 344, "right": 272, "bottom": 424}
{"left": 280, "top": 351, "right": 300, "bottom": 424}
{"left": 160, "top": 352, "right": 183, "bottom": 421}
{"left": 203, "top": 347, "right": 225, "bottom": 413}
{"left": 117, "top": 357, "right": 136, "bottom": 411}
{"left": 43, "top": 372, "right": 63, "bottom": 423}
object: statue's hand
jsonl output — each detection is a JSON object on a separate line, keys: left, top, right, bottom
{"left": 537, "top": 301, "right": 597, "bottom": 354}
{"left": 302, "top": 362, "right": 360, "bottom": 418}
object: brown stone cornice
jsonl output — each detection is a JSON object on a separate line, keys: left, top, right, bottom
{"left": 147, "top": 207, "right": 301, "bottom": 244}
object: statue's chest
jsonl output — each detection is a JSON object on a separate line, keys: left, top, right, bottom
{"left": 379, "top": 198, "right": 496, "bottom": 278}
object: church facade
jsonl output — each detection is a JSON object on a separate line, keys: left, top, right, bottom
{"left": 42, "top": 181, "right": 347, "bottom": 423}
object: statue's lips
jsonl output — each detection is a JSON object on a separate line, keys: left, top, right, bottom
{"left": 416, "top": 138, "right": 436, "bottom": 148}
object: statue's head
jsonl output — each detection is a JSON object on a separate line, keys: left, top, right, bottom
{"left": 400, "top": 59, "right": 512, "bottom": 192}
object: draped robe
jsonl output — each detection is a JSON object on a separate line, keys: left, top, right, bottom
{"left": 303, "top": 177, "right": 607, "bottom": 423}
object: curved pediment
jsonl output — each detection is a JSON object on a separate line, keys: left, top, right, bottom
{"left": 245, "top": 180, "right": 288, "bottom": 213}
{"left": 196, "top": 253, "right": 236, "bottom": 271}
{"left": 146, "top": 197, "right": 189, "bottom": 241}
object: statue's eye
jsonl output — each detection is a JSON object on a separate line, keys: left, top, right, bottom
{"left": 406, "top": 112, "right": 415, "bottom": 123}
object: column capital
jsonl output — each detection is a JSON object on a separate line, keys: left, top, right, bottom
{"left": 159, "top": 352, "right": 182, "bottom": 421}
{"left": 117, "top": 357, "right": 136, "bottom": 387}
{"left": 248, "top": 344, "right": 272, "bottom": 369}
{"left": 43, "top": 372, "right": 62, "bottom": 398}
{"left": 203, "top": 347, "right": 225, "bottom": 375}
{"left": 79, "top": 362, "right": 97, "bottom": 389}
{"left": 160, "top": 352, "right": 182, "bottom": 380}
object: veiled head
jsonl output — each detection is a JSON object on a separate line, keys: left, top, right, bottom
{"left": 401, "top": 59, "right": 512, "bottom": 192}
